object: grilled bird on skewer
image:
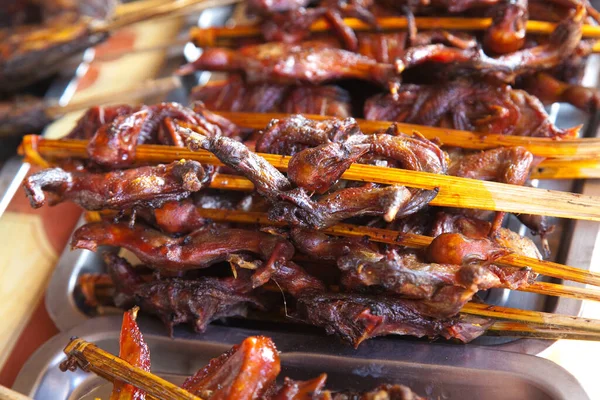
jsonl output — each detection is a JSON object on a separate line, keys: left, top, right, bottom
{"left": 19, "top": 84, "right": 569, "bottom": 345}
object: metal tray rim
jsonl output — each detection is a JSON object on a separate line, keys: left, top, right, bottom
{"left": 12, "top": 315, "right": 591, "bottom": 400}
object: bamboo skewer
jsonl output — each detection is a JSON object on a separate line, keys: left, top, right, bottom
{"left": 218, "top": 111, "right": 598, "bottom": 160}
{"left": 487, "top": 321, "right": 600, "bottom": 341}
{"left": 461, "top": 303, "right": 600, "bottom": 333}
{"left": 61, "top": 338, "right": 202, "bottom": 400}
{"left": 532, "top": 158, "right": 600, "bottom": 180}
{"left": 20, "top": 136, "right": 600, "bottom": 222}
{"left": 189, "top": 16, "right": 600, "bottom": 47}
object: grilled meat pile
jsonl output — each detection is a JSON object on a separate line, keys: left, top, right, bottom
{"left": 21, "top": 0, "right": 600, "bottom": 346}
{"left": 25, "top": 101, "right": 545, "bottom": 345}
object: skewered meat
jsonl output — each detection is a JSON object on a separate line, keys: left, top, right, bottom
{"left": 183, "top": 126, "right": 439, "bottom": 229}
{"left": 431, "top": 213, "right": 539, "bottom": 289}
{"left": 23, "top": 160, "right": 211, "bottom": 210}
{"left": 448, "top": 146, "right": 534, "bottom": 232}
{"left": 256, "top": 114, "right": 360, "bottom": 156}
{"left": 522, "top": 72, "right": 600, "bottom": 113}
{"left": 107, "top": 254, "right": 265, "bottom": 335}
{"left": 290, "top": 228, "right": 501, "bottom": 303}
{"left": 185, "top": 129, "right": 294, "bottom": 196}
{"left": 258, "top": 116, "right": 448, "bottom": 173}
{"left": 190, "top": 76, "right": 352, "bottom": 118}
{"left": 365, "top": 80, "right": 575, "bottom": 138}
{"left": 271, "top": 185, "right": 437, "bottom": 229}
{"left": 0, "top": 95, "right": 50, "bottom": 137}
{"left": 297, "top": 292, "right": 493, "bottom": 346}
{"left": 66, "top": 104, "right": 138, "bottom": 140}
{"left": 254, "top": 253, "right": 494, "bottom": 344}
{"left": 484, "top": 0, "right": 528, "bottom": 54}
{"left": 394, "top": 5, "right": 584, "bottom": 82}
{"left": 260, "top": 7, "right": 361, "bottom": 50}
{"left": 449, "top": 147, "right": 533, "bottom": 185}
{"left": 191, "top": 76, "right": 289, "bottom": 114}
{"left": 287, "top": 142, "right": 370, "bottom": 193}
{"left": 87, "top": 102, "right": 238, "bottom": 168}
{"left": 282, "top": 85, "right": 352, "bottom": 118}
{"left": 111, "top": 306, "right": 150, "bottom": 400}
{"left": 425, "top": 233, "right": 512, "bottom": 265}
{"left": 177, "top": 41, "right": 398, "bottom": 89}
{"left": 73, "top": 221, "right": 295, "bottom": 272}
{"left": 182, "top": 335, "right": 281, "bottom": 399}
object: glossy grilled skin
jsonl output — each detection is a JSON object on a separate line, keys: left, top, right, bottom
{"left": 271, "top": 185, "right": 436, "bottom": 229}
{"left": 448, "top": 146, "right": 534, "bottom": 231}
{"left": 183, "top": 336, "right": 281, "bottom": 400}
{"left": 365, "top": 80, "right": 575, "bottom": 138}
{"left": 394, "top": 5, "right": 584, "bottom": 82}
{"left": 291, "top": 228, "right": 501, "bottom": 303}
{"left": 87, "top": 102, "right": 239, "bottom": 168}
{"left": 111, "top": 307, "right": 150, "bottom": 400}
{"left": 177, "top": 41, "right": 398, "bottom": 88}
{"left": 523, "top": 72, "right": 600, "bottom": 113}
{"left": 431, "top": 213, "right": 539, "bottom": 289}
{"left": 184, "top": 118, "right": 441, "bottom": 229}
{"left": 66, "top": 105, "right": 138, "bottom": 140}
{"left": 107, "top": 254, "right": 264, "bottom": 335}
{"left": 191, "top": 76, "right": 352, "bottom": 118}
{"left": 256, "top": 114, "right": 360, "bottom": 156}
{"left": 72, "top": 222, "right": 295, "bottom": 272}
{"left": 484, "top": 0, "right": 529, "bottom": 55}
{"left": 23, "top": 160, "right": 211, "bottom": 210}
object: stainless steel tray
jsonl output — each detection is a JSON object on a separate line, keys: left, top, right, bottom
{"left": 30, "top": 3, "right": 600, "bottom": 353}
{"left": 12, "top": 315, "right": 590, "bottom": 400}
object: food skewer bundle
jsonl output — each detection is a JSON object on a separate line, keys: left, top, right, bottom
{"left": 183, "top": 0, "right": 600, "bottom": 117}
{"left": 60, "top": 308, "right": 426, "bottom": 399}
{"left": 18, "top": 96, "right": 600, "bottom": 345}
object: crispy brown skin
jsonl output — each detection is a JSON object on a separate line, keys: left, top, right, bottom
{"left": 394, "top": 5, "right": 584, "bottom": 82}
{"left": 87, "top": 102, "right": 238, "bottom": 168}
{"left": 177, "top": 41, "right": 398, "bottom": 88}
{"left": 106, "top": 254, "right": 264, "bottom": 334}
{"left": 191, "top": 77, "right": 352, "bottom": 118}
{"left": 72, "top": 222, "right": 295, "bottom": 272}
{"left": 23, "top": 160, "right": 211, "bottom": 210}
{"left": 297, "top": 292, "right": 493, "bottom": 346}
{"left": 256, "top": 115, "right": 360, "bottom": 156}
{"left": 365, "top": 81, "right": 575, "bottom": 138}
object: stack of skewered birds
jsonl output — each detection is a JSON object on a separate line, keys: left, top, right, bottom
{"left": 19, "top": 0, "right": 600, "bottom": 346}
